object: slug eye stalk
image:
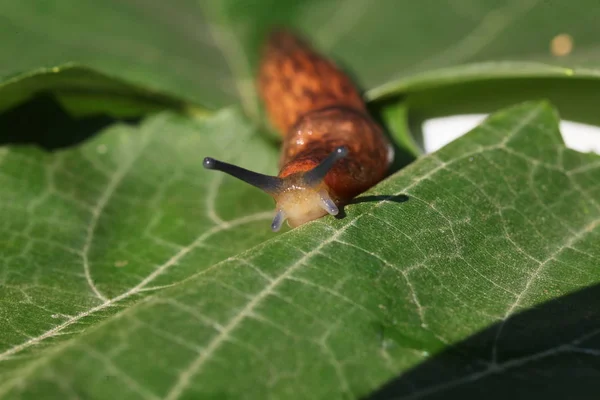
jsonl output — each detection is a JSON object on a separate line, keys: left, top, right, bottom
{"left": 302, "top": 146, "right": 348, "bottom": 186}
{"left": 202, "top": 157, "right": 282, "bottom": 194}
{"left": 203, "top": 146, "right": 349, "bottom": 231}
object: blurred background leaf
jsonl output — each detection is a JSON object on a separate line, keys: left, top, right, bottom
{"left": 3, "top": 0, "right": 600, "bottom": 119}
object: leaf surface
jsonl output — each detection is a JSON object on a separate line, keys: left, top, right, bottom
{"left": 0, "top": 65, "right": 194, "bottom": 117}
{"left": 3, "top": 0, "right": 600, "bottom": 112}
{"left": 1, "top": 101, "right": 599, "bottom": 399}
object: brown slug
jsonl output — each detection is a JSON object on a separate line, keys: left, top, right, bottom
{"left": 203, "top": 28, "right": 394, "bottom": 231}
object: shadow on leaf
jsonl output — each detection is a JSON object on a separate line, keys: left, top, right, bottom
{"left": 336, "top": 194, "right": 409, "bottom": 219}
{"left": 0, "top": 93, "right": 139, "bottom": 151}
{"left": 351, "top": 194, "right": 410, "bottom": 205}
{"left": 365, "top": 283, "right": 600, "bottom": 399}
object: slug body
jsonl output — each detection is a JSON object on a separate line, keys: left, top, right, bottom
{"left": 203, "top": 29, "right": 393, "bottom": 231}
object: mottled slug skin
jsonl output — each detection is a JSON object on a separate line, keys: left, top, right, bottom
{"left": 257, "top": 29, "right": 393, "bottom": 203}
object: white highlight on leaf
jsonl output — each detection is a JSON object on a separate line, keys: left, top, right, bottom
{"left": 424, "top": 115, "right": 600, "bottom": 155}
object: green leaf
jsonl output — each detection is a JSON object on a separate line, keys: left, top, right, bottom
{"left": 216, "top": 0, "right": 600, "bottom": 89}
{"left": 0, "top": 65, "right": 207, "bottom": 152}
{"left": 1, "top": 101, "right": 599, "bottom": 399}
{"left": 371, "top": 66, "right": 600, "bottom": 151}
{"left": 0, "top": 65, "right": 197, "bottom": 118}
{"left": 4, "top": 0, "right": 600, "bottom": 114}
{"left": 1, "top": 0, "right": 234, "bottom": 110}
{"left": 5, "top": 0, "right": 600, "bottom": 160}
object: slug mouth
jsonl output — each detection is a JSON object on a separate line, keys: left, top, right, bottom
{"left": 202, "top": 146, "right": 348, "bottom": 231}
{"left": 271, "top": 186, "right": 339, "bottom": 231}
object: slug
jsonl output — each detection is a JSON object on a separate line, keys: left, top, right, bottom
{"left": 203, "top": 29, "right": 394, "bottom": 231}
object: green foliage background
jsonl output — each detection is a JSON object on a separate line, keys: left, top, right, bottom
{"left": 1, "top": 1, "right": 599, "bottom": 399}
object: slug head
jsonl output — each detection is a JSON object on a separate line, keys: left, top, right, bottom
{"left": 203, "top": 146, "right": 348, "bottom": 231}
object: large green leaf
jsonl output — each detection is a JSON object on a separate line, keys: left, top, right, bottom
{"left": 0, "top": 65, "right": 196, "bottom": 117}
{"left": 1, "top": 0, "right": 231, "bottom": 110}
{"left": 0, "top": 65, "right": 206, "bottom": 152}
{"left": 4, "top": 0, "right": 600, "bottom": 114}
{"left": 1, "top": 101, "right": 599, "bottom": 398}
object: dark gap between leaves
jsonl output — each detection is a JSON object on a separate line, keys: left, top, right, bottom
{"left": 0, "top": 92, "right": 143, "bottom": 151}
{"left": 367, "top": 97, "right": 417, "bottom": 176}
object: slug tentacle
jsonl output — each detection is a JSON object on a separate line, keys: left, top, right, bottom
{"left": 202, "top": 28, "right": 394, "bottom": 231}
{"left": 303, "top": 146, "right": 348, "bottom": 187}
{"left": 203, "top": 146, "right": 350, "bottom": 230}
{"left": 271, "top": 209, "right": 286, "bottom": 232}
{"left": 317, "top": 190, "right": 339, "bottom": 216}
{"left": 202, "top": 157, "right": 282, "bottom": 194}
